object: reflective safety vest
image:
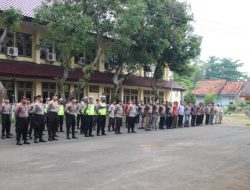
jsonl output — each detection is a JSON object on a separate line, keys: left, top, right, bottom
{"left": 58, "top": 105, "right": 64, "bottom": 116}
{"left": 98, "top": 102, "right": 107, "bottom": 115}
{"left": 85, "top": 104, "right": 95, "bottom": 115}
{"left": 44, "top": 104, "right": 48, "bottom": 114}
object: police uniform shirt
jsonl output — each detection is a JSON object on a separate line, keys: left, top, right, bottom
{"left": 128, "top": 104, "right": 136, "bottom": 117}
{"left": 30, "top": 102, "right": 45, "bottom": 115}
{"left": 66, "top": 103, "right": 78, "bottom": 116}
{"left": 15, "top": 103, "right": 29, "bottom": 118}
{"left": 47, "top": 100, "right": 59, "bottom": 113}
{"left": 109, "top": 104, "right": 116, "bottom": 118}
{"left": 0, "top": 103, "right": 11, "bottom": 115}
{"left": 115, "top": 104, "right": 123, "bottom": 118}
{"left": 78, "top": 102, "right": 86, "bottom": 114}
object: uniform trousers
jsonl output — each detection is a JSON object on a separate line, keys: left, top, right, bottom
{"left": 1, "top": 114, "right": 11, "bottom": 137}
{"left": 97, "top": 115, "right": 106, "bottom": 135}
{"left": 47, "top": 112, "right": 58, "bottom": 139}
{"left": 66, "top": 114, "right": 76, "bottom": 137}
{"left": 80, "top": 114, "right": 87, "bottom": 134}
{"left": 128, "top": 116, "right": 135, "bottom": 132}
{"left": 115, "top": 117, "right": 122, "bottom": 133}
{"left": 16, "top": 117, "right": 28, "bottom": 142}
{"left": 33, "top": 114, "right": 45, "bottom": 140}
{"left": 58, "top": 115, "right": 64, "bottom": 132}
{"left": 86, "top": 115, "right": 94, "bottom": 136}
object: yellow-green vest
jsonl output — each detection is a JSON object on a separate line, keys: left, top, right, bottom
{"left": 86, "top": 104, "right": 95, "bottom": 115}
{"left": 98, "top": 102, "right": 107, "bottom": 115}
{"left": 58, "top": 105, "right": 64, "bottom": 116}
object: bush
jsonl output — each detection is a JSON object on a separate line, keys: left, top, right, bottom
{"left": 228, "top": 104, "right": 236, "bottom": 112}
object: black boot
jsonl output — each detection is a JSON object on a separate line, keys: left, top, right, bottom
{"left": 16, "top": 141, "right": 23, "bottom": 145}
{"left": 34, "top": 138, "right": 39, "bottom": 143}
{"left": 39, "top": 139, "right": 46, "bottom": 142}
{"left": 23, "top": 140, "right": 30, "bottom": 145}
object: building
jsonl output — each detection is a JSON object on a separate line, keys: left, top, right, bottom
{"left": 192, "top": 80, "right": 245, "bottom": 106}
{"left": 0, "top": 0, "right": 184, "bottom": 103}
{"left": 240, "top": 81, "right": 250, "bottom": 104}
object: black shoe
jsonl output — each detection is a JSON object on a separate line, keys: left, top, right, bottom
{"left": 72, "top": 136, "right": 78, "bottom": 139}
{"left": 52, "top": 138, "right": 58, "bottom": 141}
{"left": 29, "top": 135, "right": 33, "bottom": 140}
{"left": 39, "top": 139, "right": 46, "bottom": 142}
{"left": 89, "top": 135, "right": 94, "bottom": 137}
{"left": 55, "top": 135, "right": 59, "bottom": 137}
{"left": 2, "top": 136, "right": 5, "bottom": 139}
{"left": 16, "top": 141, "right": 23, "bottom": 145}
{"left": 60, "top": 130, "right": 65, "bottom": 132}
{"left": 48, "top": 138, "right": 53, "bottom": 141}
{"left": 102, "top": 133, "right": 107, "bottom": 136}
{"left": 118, "top": 132, "right": 123, "bottom": 134}
{"left": 6, "top": 135, "right": 12, "bottom": 138}
{"left": 34, "top": 139, "right": 39, "bottom": 143}
{"left": 132, "top": 131, "right": 136, "bottom": 133}
{"left": 9, "top": 133, "right": 13, "bottom": 136}
{"left": 67, "top": 136, "right": 71, "bottom": 140}
{"left": 85, "top": 134, "right": 89, "bottom": 137}
{"left": 23, "top": 141, "right": 30, "bottom": 145}
{"left": 97, "top": 134, "right": 101, "bottom": 136}
{"left": 128, "top": 131, "right": 130, "bottom": 133}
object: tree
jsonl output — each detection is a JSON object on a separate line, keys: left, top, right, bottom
{"left": 105, "top": 0, "right": 201, "bottom": 100}
{"left": 204, "top": 56, "right": 247, "bottom": 81}
{"left": 34, "top": 0, "right": 118, "bottom": 99}
{"left": 0, "top": 8, "right": 22, "bottom": 103}
{"left": 204, "top": 94, "right": 215, "bottom": 105}
{"left": 151, "top": 0, "right": 201, "bottom": 98}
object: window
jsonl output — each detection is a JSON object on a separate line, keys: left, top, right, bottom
{"left": 124, "top": 89, "right": 138, "bottom": 103}
{"left": 1, "top": 80, "right": 14, "bottom": 103}
{"left": 74, "top": 85, "right": 84, "bottom": 102}
{"left": 42, "top": 82, "right": 56, "bottom": 100}
{"left": 0, "top": 29, "right": 14, "bottom": 54}
{"left": 159, "top": 92, "right": 164, "bottom": 103}
{"left": 89, "top": 85, "right": 99, "bottom": 93}
{"left": 16, "top": 32, "right": 32, "bottom": 57}
{"left": 0, "top": 29, "right": 32, "bottom": 57}
{"left": 17, "top": 81, "right": 33, "bottom": 101}
{"left": 144, "top": 90, "right": 153, "bottom": 103}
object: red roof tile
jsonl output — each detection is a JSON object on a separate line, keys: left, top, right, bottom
{"left": 192, "top": 80, "right": 226, "bottom": 95}
{"left": 0, "top": 59, "right": 184, "bottom": 91}
{"left": 0, "top": 0, "right": 44, "bottom": 18}
{"left": 240, "top": 81, "right": 250, "bottom": 97}
{"left": 220, "top": 81, "right": 245, "bottom": 95}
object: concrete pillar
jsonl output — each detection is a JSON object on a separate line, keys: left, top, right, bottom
{"left": 34, "top": 81, "right": 42, "bottom": 96}
{"left": 34, "top": 32, "right": 41, "bottom": 64}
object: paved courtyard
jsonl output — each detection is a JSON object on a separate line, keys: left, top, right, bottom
{"left": 1, "top": 123, "right": 250, "bottom": 190}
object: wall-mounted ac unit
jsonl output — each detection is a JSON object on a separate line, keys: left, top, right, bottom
{"left": 47, "top": 53, "right": 56, "bottom": 62}
{"left": 78, "top": 57, "right": 85, "bottom": 65}
{"left": 144, "top": 72, "right": 152, "bottom": 78}
{"left": 7, "top": 47, "right": 18, "bottom": 57}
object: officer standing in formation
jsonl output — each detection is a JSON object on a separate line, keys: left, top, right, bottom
{"left": 47, "top": 94, "right": 59, "bottom": 141}
{"left": 96, "top": 96, "right": 107, "bottom": 136}
{"left": 0, "top": 97, "right": 12, "bottom": 139}
{"left": 65, "top": 97, "right": 78, "bottom": 139}
{"left": 15, "top": 96, "right": 30, "bottom": 145}
{"left": 85, "top": 96, "right": 95, "bottom": 137}
{"left": 30, "top": 95, "right": 46, "bottom": 143}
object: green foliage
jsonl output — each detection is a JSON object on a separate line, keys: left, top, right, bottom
{"left": 204, "top": 56, "right": 248, "bottom": 81}
{"left": 228, "top": 104, "right": 237, "bottom": 112}
{"left": 2, "top": 8, "right": 23, "bottom": 32}
{"left": 204, "top": 94, "right": 215, "bottom": 105}
{"left": 184, "top": 92, "right": 196, "bottom": 104}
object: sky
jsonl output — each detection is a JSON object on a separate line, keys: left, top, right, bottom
{"left": 185, "top": 0, "right": 250, "bottom": 76}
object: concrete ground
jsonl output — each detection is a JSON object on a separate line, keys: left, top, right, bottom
{"left": 1, "top": 122, "right": 250, "bottom": 190}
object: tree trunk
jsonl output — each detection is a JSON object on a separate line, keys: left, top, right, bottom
{"left": 0, "top": 29, "right": 7, "bottom": 44}
{"left": 58, "top": 57, "right": 69, "bottom": 100}
{"left": 0, "top": 81, "right": 6, "bottom": 104}
{"left": 151, "top": 78, "right": 159, "bottom": 100}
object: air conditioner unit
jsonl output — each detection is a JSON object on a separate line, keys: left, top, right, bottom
{"left": 47, "top": 53, "right": 56, "bottom": 62}
{"left": 78, "top": 57, "right": 85, "bottom": 65}
{"left": 7, "top": 47, "right": 18, "bottom": 57}
{"left": 144, "top": 72, "right": 152, "bottom": 77}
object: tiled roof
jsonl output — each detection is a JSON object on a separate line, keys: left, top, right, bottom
{"left": 192, "top": 80, "right": 246, "bottom": 96}
{"left": 0, "top": 59, "right": 185, "bottom": 91}
{"left": 0, "top": 0, "right": 44, "bottom": 18}
{"left": 240, "top": 81, "right": 250, "bottom": 97}
{"left": 192, "top": 80, "right": 226, "bottom": 95}
{"left": 220, "top": 81, "right": 245, "bottom": 95}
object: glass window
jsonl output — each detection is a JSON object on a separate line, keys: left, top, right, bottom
{"left": 89, "top": 85, "right": 99, "bottom": 93}
{"left": 124, "top": 89, "right": 138, "bottom": 103}
{"left": 16, "top": 32, "right": 32, "bottom": 57}
{"left": 0, "top": 29, "right": 14, "bottom": 54}
{"left": 42, "top": 82, "right": 56, "bottom": 99}
{"left": 1, "top": 80, "right": 14, "bottom": 103}
{"left": 17, "top": 81, "right": 33, "bottom": 101}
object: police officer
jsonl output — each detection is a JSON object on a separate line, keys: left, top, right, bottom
{"left": 0, "top": 97, "right": 12, "bottom": 139}
{"left": 47, "top": 94, "right": 59, "bottom": 141}
{"left": 65, "top": 97, "right": 78, "bottom": 139}
{"left": 96, "top": 96, "right": 107, "bottom": 136}
{"left": 115, "top": 100, "right": 123, "bottom": 134}
{"left": 28, "top": 96, "right": 37, "bottom": 140}
{"left": 15, "top": 96, "right": 30, "bottom": 145}
{"left": 30, "top": 95, "right": 46, "bottom": 143}
{"left": 85, "top": 96, "right": 95, "bottom": 137}
{"left": 78, "top": 97, "right": 88, "bottom": 134}
{"left": 58, "top": 98, "right": 65, "bottom": 132}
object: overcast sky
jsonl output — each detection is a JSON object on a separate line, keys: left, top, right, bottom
{"left": 185, "top": 0, "right": 250, "bottom": 75}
